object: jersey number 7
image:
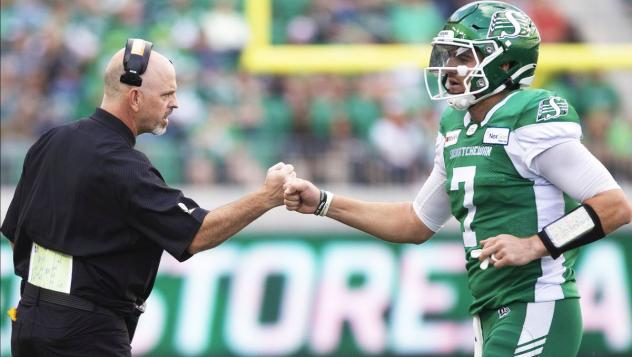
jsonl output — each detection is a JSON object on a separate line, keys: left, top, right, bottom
{"left": 450, "top": 166, "right": 478, "bottom": 247}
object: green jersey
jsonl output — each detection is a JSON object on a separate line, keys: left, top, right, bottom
{"left": 438, "top": 88, "right": 582, "bottom": 315}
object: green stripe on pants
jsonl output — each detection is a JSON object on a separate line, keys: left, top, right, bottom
{"left": 476, "top": 298, "right": 582, "bottom": 357}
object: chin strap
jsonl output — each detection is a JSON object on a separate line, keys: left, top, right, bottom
{"left": 447, "top": 82, "right": 508, "bottom": 110}
{"left": 448, "top": 95, "right": 476, "bottom": 110}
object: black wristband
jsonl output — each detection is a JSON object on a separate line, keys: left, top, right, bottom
{"left": 313, "top": 190, "right": 327, "bottom": 216}
{"left": 537, "top": 204, "right": 605, "bottom": 259}
{"left": 537, "top": 230, "right": 561, "bottom": 259}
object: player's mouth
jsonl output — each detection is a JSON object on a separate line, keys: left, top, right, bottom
{"left": 446, "top": 77, "right": 465, "bottom": 94}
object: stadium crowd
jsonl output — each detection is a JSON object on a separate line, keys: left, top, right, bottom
{"left": 1, "top": 0, "right": 630, "bottom": 185}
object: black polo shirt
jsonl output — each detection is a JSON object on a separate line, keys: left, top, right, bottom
{"left": 1, "top": 108, "right": 208, "bottom": 315}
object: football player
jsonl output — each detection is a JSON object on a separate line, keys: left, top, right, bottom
{"left": 284, "top": 1, "right": 632, "bottom": 356}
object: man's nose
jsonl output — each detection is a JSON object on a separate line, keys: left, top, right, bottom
{"left": 171, "top": 94, "right": 179, "bottom": 109}
{"left": 445, "top": 56, "right": 458, "bottom": 68}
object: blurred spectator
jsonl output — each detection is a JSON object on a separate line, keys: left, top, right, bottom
{"left": 369, "top": 96, "right": 425, "bottom": 183}
{"left": 273, "top": 0, "right": 311, "bottom": 43}
{"left": 281, "top": 87, "right": 329, "bottom": 183}
{"left": 202, "top": 0, "right": 248, "bottom": 69}
{"left": 389, "top": 0, "right": 443, "bottom": 44}
{"left": 0, "top": 0, "right": 630, "bottom": 187}
{"left": 576, "top": 73, "right": 631, "bottom": 179}
{"left": 345, "top": 75, "right": 382, "bottom": 139}
{"left": 606, "top": 115, "right": 632, "bottom": 179}
{"left": 577, "top": 72, "right": 621, "bottom": 117}
{"left": 308, "top": 75, "right": 349, "bottom": 138}
{"left": 525, "top": 0, "right": 572, "bottom": 42}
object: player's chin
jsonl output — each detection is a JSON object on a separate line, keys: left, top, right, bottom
{"left": 447, "top": 85, "right": 465, "bottom": 95}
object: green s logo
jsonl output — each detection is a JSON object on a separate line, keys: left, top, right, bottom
{"left": 536, "top": 96, "right": 569, "bottom": 122}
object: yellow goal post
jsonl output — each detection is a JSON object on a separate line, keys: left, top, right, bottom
{"left": 240, "top": 0, "right": 632, "bottom": 83}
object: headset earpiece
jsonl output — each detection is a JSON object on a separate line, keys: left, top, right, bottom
{"left": 120, "top": 38, "right": 153, "bottom": 87}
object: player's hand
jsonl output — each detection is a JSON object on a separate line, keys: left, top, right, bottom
{"left": 261, "top": 162, "right": 295, "bottom": 207}
{"left": 478, "top": 234, "right": 548, "bottom": 268}
{"left": 283, "top": 177, "right": 320, "bottom": 214}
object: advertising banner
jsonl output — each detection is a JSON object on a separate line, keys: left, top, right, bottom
{"left": 1, "top": 231, "right": 631, "bottom": 356}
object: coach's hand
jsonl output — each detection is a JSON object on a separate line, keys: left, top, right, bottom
{"left": 261, "top": 162, "right": 295, "bottom": 207}
{"left": 479, "top": 234, "right": 549, "bottom": 268}
{"left": 284, "top": 177, "right": 320, "bottom": 214}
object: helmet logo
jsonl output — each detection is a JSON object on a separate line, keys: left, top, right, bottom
{"left": 487, "top": 11, "right": 532, "bottom": 39}
{"left": 536, "top": 97, "right": 569, "bottom": 122}
{"left": 437, "top": 30, "right": 455, "bottom": 39}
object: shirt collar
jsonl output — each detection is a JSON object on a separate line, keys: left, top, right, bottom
{"left": 91, "top": 108, "right": 136, "bottom": 146}
{"left": 463, "top": 91, "right": 520, "bottom": 128}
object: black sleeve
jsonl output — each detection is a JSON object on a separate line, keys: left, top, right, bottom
{"left": 1, "top": 176, "right": 24, "bottom": 242}
{"left": 109, "top": 152, "right": 208, "bottom": 262}
{"left": 1, "top": 129, "right": 58, "bottom": 242}
{"left": 0, "top": 142, "right": 36, "bottom": 242}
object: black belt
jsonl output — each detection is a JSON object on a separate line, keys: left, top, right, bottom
{"left": 22, "top": 282, "right": 121, "bottom": 319}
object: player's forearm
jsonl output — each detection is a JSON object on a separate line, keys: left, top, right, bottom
{"left": 525, "top": 189, "right": 631, "bottom": 261}
{"left": 326, "top": 196, "right": 433, "bottom": 244}
{"left": 188, "top": 189, "right": 276, "bottom": 254}
{"left": 584, "top": 189, "right": 632, "bottom": 234}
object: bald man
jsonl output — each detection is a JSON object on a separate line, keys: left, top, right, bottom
{"left": 102, "top": 48, "right": 175, "bottom": 136}
{"left": 2, "top": 40, "right": 294, "bottom": 356}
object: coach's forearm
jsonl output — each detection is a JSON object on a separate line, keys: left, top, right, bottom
{"left": 188, "top": 189, "right": 275, "bottom": 254}
{"left": 326, "top": 196, "right": 434, "bottom": 244}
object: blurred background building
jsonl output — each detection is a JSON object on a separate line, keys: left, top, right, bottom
{"left": 1, "top": 1, "right": 631, "bottom": 356}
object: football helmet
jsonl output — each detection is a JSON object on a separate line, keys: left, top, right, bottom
{"left": 424, "top": 1, "right": 540, "bottom": 110}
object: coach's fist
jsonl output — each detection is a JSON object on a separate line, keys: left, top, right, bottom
{"left": 283, "top": 177, "right": 320, "bottom": 214}
{"left": 261, "top": 162, "right": 295, "bottom": 207}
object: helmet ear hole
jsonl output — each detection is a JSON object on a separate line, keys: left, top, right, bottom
{"left": 502, "top": 61, "right": 520, "bottom": 89}
{"left": 502, "top": 61, "right": 517, "bottom": 72}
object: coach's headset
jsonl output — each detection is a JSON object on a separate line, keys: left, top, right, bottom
{"left": 120, "top": 38, "right": 153, "bottom": 87}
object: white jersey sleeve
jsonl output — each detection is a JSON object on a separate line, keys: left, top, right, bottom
{"left": 512, "top": 121, "right": 582, "bottom": 172}
{"left": 533, "top": 140, "right": 621, "bottom": 202}
{"left": 413, "top": 133, "right": 452, "bottom": 232}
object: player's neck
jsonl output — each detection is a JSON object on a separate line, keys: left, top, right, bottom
{"left": 468, "top": 90, "right": 512, "bottom": 123}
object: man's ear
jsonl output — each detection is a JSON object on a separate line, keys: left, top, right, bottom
{"left": 128, "top": 88, "right": 142, "bottom": 112}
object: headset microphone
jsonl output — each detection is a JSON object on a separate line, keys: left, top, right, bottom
{"left": 120, "top": 38, "right": 153, "bottom": 87}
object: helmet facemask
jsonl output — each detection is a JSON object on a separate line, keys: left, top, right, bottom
{"left": 424, "top": 2, "right": 541, "bottom": 111}
{"left": 424, "top": 33, "right": 504, "bottom": 110}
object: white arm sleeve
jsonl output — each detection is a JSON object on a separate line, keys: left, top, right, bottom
{"left": 413, "top": 133, "right": 452, "bottom": 232}
{"left": 533, "top": 140, "right": 621, "bottom": 202}
{"left": 513, "top": 121, "right": 582, "bottom": 172}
